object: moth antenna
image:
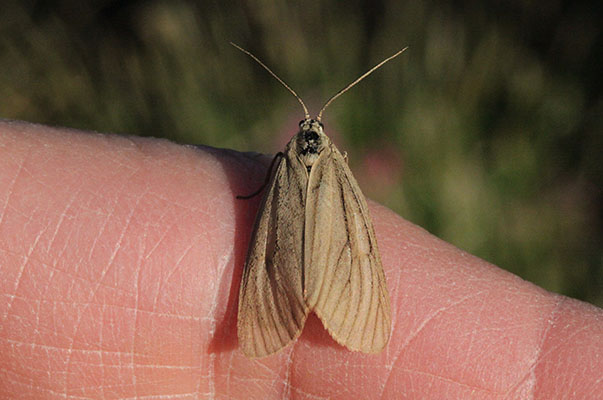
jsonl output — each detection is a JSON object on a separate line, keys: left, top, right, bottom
{"left": 231, "top": 42, "right": 310, "bottom": 119}
{"left": 317, "top": 47, "right": 408, "bottom": 122}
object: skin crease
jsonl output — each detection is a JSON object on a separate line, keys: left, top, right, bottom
{"left": 0, "top": 120, "right": 601, "bottom": 399}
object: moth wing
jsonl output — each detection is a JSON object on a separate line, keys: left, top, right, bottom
{"left": 237, "top": 151, "right": 310, "bottom": 358}
{"left": 304, "top": 144, "right": 391, "bottom": 353}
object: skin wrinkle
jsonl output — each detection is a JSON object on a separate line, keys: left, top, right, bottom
{"left": 38, "top": 194, "right": 80, "bottom": 371}
{"left": 15, "top": 295, "right": 200, "bottom": 320}
{"left": 54, "top": 180, "right": 138, "bottom": 382}
{"left": 0, "top": 158, "right": 28, "bottom": 326}
{"left": 142, "top": 218, "right": 181, "bottom": 262}
{"left": 31, "top": 221, "right": 56, "bottom": 348}
{"left": 205, "top": 248, "right": 235, "bottom": 399}
{"left": 65, "top": 188, "right": 146, "bottom": 394}
{"left": 4, "top": 230, "right": 43, "bottom": 337}
{"left": 386, "top": 247, "right": 403, "bottom": 355}
{"left": 0, "top": 152, "right": 25, "bottom": 231}
{"left": 120, "top": 396, "right": 197, "bottom": 400}
{"left": 45, "top": 191, "right": 79, "bottom": 254}
{"left": 401, "top": 290, "right": 486, "bottom": 349}
{"left": 215, "top": 346, "right": 234, "bottom": 394}
{"left": 282, "top": 349, "right": 294, "bottom": 399}
{"left": 4, "top": 297, "right": 198, "bottom": 358}
{"left": 289, "top": 384, "right": 330, "bottom": 400}
{"left": 100, "top": 305, "right": 106, "bottom": 399}
{"left": 391, "top": 366, "right": 502, "bottom": 395}
{"left": 152, "top": 233, "right": 201, "bottom": 313}
{"left": 6, "top": 380, "right": 75, "bottom": 400}
{"left": 381, "top": 290, "right": 487, "bottom": 393}
{"left": 461, "top": 293, "right": 488, "bottom": 376}
{"left": 140, "top": 190, "right": 216, "bottom": 223}
{"left": 83, "top": 168, "right": 142, "bottom": 266}
{"left": 131, "top": 214, "right": 149, "bottom": 398}
{"left": 221, "top": 349, "right": 236, "bottom": 397}
{"left": 501, "top": 296, "right": 591, "bottom": 398}
{"left": 108, "top": 147, "right": 214, "bottom": 389}
{"left": 3, "top": 337, "right": 199, "bottom": 360}
{"left": 378, "top": 373, "right": 389, "bottom": 400}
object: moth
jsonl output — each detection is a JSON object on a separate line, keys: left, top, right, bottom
{"left": 233, "top": 43, "right": 406, "bottom": 358}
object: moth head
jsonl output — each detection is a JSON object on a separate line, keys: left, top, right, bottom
{"left": 299, "top": 118, "right": 324, "bottom": 133}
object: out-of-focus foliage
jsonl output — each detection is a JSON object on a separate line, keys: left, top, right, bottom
{"left": 1, "top": 0, "right": 601, "bottom": 306}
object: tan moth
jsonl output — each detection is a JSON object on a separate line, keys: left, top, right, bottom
{"left": 233, "top": 43, "right": 406, "bottom": 358}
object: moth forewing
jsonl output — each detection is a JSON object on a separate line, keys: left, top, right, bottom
{"left": 237, "top": 149, "right": 309, "bottom": 358}
{"left": 304, "top": 138, "right": 391, "bottom": 353}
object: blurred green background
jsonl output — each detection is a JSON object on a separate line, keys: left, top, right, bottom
{"left": 1, "top": 1, "right": 601, "bottom": 306}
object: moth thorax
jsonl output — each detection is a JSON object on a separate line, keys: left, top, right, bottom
{"left": 297, "top": 118, "right": 325, "bottom": 166}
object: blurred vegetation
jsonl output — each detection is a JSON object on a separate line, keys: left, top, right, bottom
{"left": 0, "top": 0, "right": 601, "bottom": 306}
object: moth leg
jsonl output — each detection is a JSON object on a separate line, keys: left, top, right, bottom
{"left": 237, "top": 152, "right": 284, "bottom": 199}
{"left": 342, "top": 151, "right": 348, "bottom": 164}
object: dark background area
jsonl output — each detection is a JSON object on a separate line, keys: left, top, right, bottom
{"left": 1, "top": 0, "right": 601, "bottom": 306}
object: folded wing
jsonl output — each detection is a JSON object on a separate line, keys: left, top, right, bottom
{"left": 304, "top": 144, "right": 391, "bottom": 353}
{"left": 237, "top": 153, "right": 309, "bottom": 358}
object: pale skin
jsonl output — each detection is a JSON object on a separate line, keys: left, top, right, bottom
{"left": 0, "top": 120, "right": 601, "bottom": 399}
